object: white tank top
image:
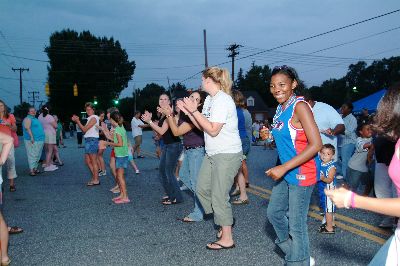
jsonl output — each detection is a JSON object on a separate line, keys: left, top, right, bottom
{"left": 84, "top": 115, "right": 99, "bottom": 138}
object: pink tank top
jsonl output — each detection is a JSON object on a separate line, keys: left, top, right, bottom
{"left": 389, "top": 139, "right": 400, "bottom": 196}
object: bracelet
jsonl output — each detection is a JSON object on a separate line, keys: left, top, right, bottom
{"left": 166, "top": 114, "right": 173, "bottom": 118}
{"left": 190, "top": 110, "right": 199, "bottom": 114}
{"left": 350, "top": 192, "right": 356, "bottom": 209}
{"left": 344, "top": 191, "right": 352, "bottom": 209}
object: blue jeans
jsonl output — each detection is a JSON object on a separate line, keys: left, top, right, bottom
{"left": 369, "top": 235, "right": 394, "bottom": 265}
{"left": 159, "top": 142, "right": 183, "bottom": 203}
{"left": 339, "top": 143, "right": 355, "bottom": 180}
{"left": 267, "top": 179, "right": 314, "bottom": 266}
{"left": 179, "top": 147, "right": 205, "bottom": 221}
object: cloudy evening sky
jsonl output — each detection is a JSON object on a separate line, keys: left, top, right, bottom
{"left": 1, "top": 0, "right": 399, "bottom": 108}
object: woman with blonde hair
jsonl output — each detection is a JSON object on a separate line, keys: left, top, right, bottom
{"left": 180, "top": 67, "right": 242, "bottom": 250}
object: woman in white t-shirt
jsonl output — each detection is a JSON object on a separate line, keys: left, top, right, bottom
{"left": 72, "top": 102, "right": 100, "bottom": 186}
{"left": 180, "top": 67, "right": 242, "bottom": 250}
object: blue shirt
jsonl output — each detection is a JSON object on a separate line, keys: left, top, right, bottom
{"left": 23, "top": 115, "right": 45, "bottom": 141}
{"left": 271, "top": 95, "right": 318, "bottom": 186}
{"left": 319, "top": 159, "right": 336, "bottom": 189}
{"left": 236, "top": 107, "right": 247, "bottom": 139}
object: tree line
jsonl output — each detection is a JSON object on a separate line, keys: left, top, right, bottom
{"left": 11, "top": 29, "right": 400, "bottom": 125}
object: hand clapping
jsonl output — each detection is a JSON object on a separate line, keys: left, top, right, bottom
{"left": 71, "top": 115, "right": 79, "bottom": 123}
{"left": 157, "top": 104, "right": 173, "bottom": 116}
{"left": 182, "top": 97, "right": 197, "bottom": 114}
{"left": 141, "top": 111, "right": 152, "bottom": 123}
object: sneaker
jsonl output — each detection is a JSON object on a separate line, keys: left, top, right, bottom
{"left": 44, "top": 165, "right": 58, "bottom": 172}
{"left": 310, "top": 257, "right": 315, "bottom": 266}
{"left": 180, "top": 184, "right": 189, "bottom": 191}
{"left": 99, "top": 170, "right": 107, "bottom": 176}
{"left": 336, "top": 175, "right": 344, "bottom": 180}
{"left": 135, "top": 170, "right": 140, "bottom": 174}
{"left": 137, "top": 155, "right": 145, "bottom": 159}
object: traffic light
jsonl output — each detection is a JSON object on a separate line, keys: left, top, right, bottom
{"left": 93, "top": 96, "right": 98, "bottom": 105}
{"left": 45, "top": 83, "right": 50, "bottom": 96}
{"left": 73, "top": 83, "right": 78, "bottom": 96}
{"left": 114, "top": 99, "right": 119, "bottom": 105}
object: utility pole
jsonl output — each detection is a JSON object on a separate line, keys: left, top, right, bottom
{"left": 28, "top": 91, "right": 40, "bottom": 108}
{"left": 203, "top": 29, "right": 208, "bottom": 68}
{"left": 37, "top": 100, "right": 45, "bottom": 109}
{"left": 12, "top": 67, "right": 29, "bottom": 104}
{"left": 226, "top": 44, "right": 242, "bottom": 82}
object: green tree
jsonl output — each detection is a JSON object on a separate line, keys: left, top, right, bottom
{"left": 45, "top": 29, "right": 135, "bottom": 118}
{"left": 13, "top": 102, "right": 31, "bottom": 120}
{"left": 236, "top": 63, "right": 274, "bottom": 106}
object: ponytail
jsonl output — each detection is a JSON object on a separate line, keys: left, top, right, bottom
{"left": 202, "top": 67, "right": 233, "bottom": 95}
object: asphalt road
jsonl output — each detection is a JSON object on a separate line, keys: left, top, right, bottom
{"left": 2, "top": 131, "right": 389, "bottom": 265}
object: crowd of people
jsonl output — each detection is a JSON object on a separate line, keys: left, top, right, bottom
{"left": 0, "top": 65, "right": 399, "bottom": 265}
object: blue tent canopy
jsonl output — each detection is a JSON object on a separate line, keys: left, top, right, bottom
{"left": 352, "top": 89, "right": 387, "bottom": 114}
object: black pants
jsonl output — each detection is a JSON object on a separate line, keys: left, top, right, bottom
{"left": 77, "top": 132, "right": 83, "bottom": 145}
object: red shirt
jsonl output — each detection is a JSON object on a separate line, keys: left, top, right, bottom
{"left": 0, "top": 114, "right": 16, "bottom": 136}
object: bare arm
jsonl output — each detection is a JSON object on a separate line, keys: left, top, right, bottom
{"left": 107, "top": 133, "right": 123, "bottom": 147}
{"left": 148, "top": 119, "right": 169, "bottom": 136}
{"left": 101, "top": 123, "right": 114, "bottom": 141}
{"left": 325, "top": 187, "right": 400, "bottom": 217}
{"left": 23, "top": 118, "right": 34, "bottom": 143}
{"left": 141, "top": 111, "right": 169, "bottom": 136}
{"left": 266, "top": 102, "right": 322, "bottom": 180}
{"left": 320, "top": 167, "right": 336, "bottom": 184}
{"left": 181, "top": 97, "right": 223, "bottom": 137}
{"left": 167, "top": 117, "right": 193, "bottom": 136}
{"left": 75, "top": 117, "right": 97, "bottom": 133}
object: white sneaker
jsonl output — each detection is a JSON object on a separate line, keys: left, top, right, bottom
{"left": 336, "top": 175, "right": 344, "bottom": 180}
{"left": 310, "top": 256, "right": 315, "bottom": 266}
{"left": 44, "top": 165, "right": 58, "bottom": 172}
{"left": 99, "top": 170, "right": 106, "bottom": 176}
{"left": 135, "top": 170, "right": 140, "bottom": 174}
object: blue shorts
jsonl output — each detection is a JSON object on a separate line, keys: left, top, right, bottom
{"left": 84, "top": 137, "right": 99, "bottom": 154}
{"left": 116, "top": 156, "right": 129, "bottom": 169}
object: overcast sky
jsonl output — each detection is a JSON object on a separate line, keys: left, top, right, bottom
{"left": 1, "top": 0, "right": 399, "bottom": 109}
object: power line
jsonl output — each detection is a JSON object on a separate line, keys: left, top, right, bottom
{"left": 178, "top": 9, "right": 400, "bottom": 83}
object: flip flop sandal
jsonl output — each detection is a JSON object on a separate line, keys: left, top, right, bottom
{"left": 87, "top": 181, "right": 100, "bottom": 186}
{"left": 162, "top": 199, "right": 178, "bottom": 205}
{"left": 177, "top": 217, "right": 196, "bottom": 223}
{"left": 1, "top": 258, "right": 11, "bottom": 266}
{"left": 231, "top": 198, "right": 249, "bottom": 205}
{"left": 8, "top": 226, "right": 23, "bottom": 235}
{"left": 114, "top": 198, "right": 131, "bottom": 204}
{"left": 206, "top": 241, "right": 235, "bottom": 250}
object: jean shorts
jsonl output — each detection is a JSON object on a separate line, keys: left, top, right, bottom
{"left": 84, "top": 137, "right": 99, "bottom": 154}
{"left": 116, "top": 156, "right": 129, "bottom": 169}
